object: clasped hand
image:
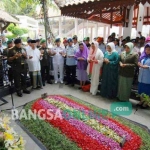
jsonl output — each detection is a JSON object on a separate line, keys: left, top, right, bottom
{"left": 78, "top": 57, "right": 84, "bottom": 61}
{"left": 104, "top": 58, "right": 109, "bottom": 64}
{"left": 138, "top": 62, "right": 149, "bottom": 69}
{"left": 88, "top": 59, "right": 98, "bottom": 63}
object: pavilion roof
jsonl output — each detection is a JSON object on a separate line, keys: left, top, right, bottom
{"left": 0, "top": 9, "right": 19, "bottom": 24}
{"left": 54, "top": 0, "right": 150, "bottom": 26}
{"left": 0, "top": 9, "right": 19, "bottom": 33}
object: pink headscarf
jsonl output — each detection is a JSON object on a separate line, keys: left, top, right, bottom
{"left": 145, "top": 36, "right": 150, "bottom": 42}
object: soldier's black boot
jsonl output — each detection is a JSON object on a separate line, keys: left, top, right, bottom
{"left": 17, "top": 91, "right": 23, "bottom": 97}
{"left": 23, "top": 89, "right": 30, "bottom": 94}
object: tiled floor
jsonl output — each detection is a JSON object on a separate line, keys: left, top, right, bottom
{"left": 0, "top": 83, "right": 150, "bottom": 150}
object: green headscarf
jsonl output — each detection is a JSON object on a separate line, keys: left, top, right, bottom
{"left": 125, "top": 42, "right": 133, "bottom": 56}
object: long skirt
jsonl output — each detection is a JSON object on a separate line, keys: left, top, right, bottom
{"left": 138, "top": 82, "right": 150, "bottom": 96}
{"left": 77, "top": 69, "right": 88, "bottom": 81}
{"left": 117, "top": 75, "right": 133, "bottom": 101}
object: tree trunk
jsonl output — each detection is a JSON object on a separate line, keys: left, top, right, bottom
{"left": 41, "top": 0, "right": 55, "bottom": 44}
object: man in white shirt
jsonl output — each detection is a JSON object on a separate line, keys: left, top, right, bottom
{"left": 51, "top": 38, "right": 65, "bottom": 84}
{"left": 26, "top": 40, "right": 43, "bottom": 89}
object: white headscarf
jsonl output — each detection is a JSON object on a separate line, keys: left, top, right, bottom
{"left": 107, "top": 42, "right": 116, "bottom": 55}
{"left": 125, "top": 42, "right": 134, "bottom": 56}
{"left": 88, "top": 41, "right": 99, "bottom": 59}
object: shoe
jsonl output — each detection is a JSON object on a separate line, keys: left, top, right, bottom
{"left": 140, "top": 105, "right": 149, "bottom": 109}
{"left": 47, "top": 81, "right": 53, "bottom": 84}
{"left": 60, "top": 80, "right": 63, "bottom": 84}
{"left": 65, "top": 82, "right": 70, "bottom": 85}
{"left": 36, "top": 86, "right": 43, "bottom": 89}
{"left": 43, "top": 83, "right": 45, "bottom": 86}
{"left": 17, "top": 91, "right": 22, "bottom": 97}
{"left": 55, "top": 81, "right": 58, "bottom": 84}
{"left": 78, "top": 87, "right": 82, "bottom": 89}
{"left": 71, "top": 84, "right": 74, "bottom": 87}
{"left": 136, "top": 102, "right": 144, "bottom": 107}
{"left": 23, "top": 89, "right": 30, "bottom": 94}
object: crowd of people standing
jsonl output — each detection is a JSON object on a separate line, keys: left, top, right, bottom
{"left": 0, "top": 32, "right": 150, "bottom": 109}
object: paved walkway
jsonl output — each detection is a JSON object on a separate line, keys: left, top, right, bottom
{"left": 0, "top": 83, "right": 150, "bottom": 150}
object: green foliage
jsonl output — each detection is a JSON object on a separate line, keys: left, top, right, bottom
{"left": 7, "top": 24, "right": 15, "bottom": 32}
{"left": 21, "top": 28, "right": 28, "bottom": 34}
{"left": 0, "top": 0, "right": 57, "bottom": 18}
{"left": 12, "top": 27, "right": 24, "bottom": 36}
{"left": 6, "top": 24, "right": 28, "bottom": 38}
{"left": 6, "top": 35, "right": 16, "bottom": 40}
{"left": 136, "top": 93, "right": 150, "bottom": 107}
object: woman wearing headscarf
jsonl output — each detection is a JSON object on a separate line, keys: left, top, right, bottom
{"left": 100, "top": 42, "right": 119, "bottom": 98}
{"left": 87, "top": 41, "right": 104, "bottom": 95}
{"left": 117, "top": 42, "right": 139, "bottom": 101}
{"left": 75, "top": 42, "right": 89, "bottom": 89}
{"left": 137, "top": 43, "right": 150, "bottom": 108}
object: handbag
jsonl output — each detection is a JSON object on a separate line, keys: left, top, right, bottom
{"left": 82, "top": 84, "right": 91, "bottom": 92}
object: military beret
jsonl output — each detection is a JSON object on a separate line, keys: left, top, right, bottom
{"left": 111, "top": 32, "right": 116, "bottom": 36}
{"left": 27, "top": 39, "right": 32, "bottom": 43}
{"left": 84, "top": 37, "right": 90, "bottom": 41}
{"left": 97, "top": 37, "right": 103, "bottom": 42}
{"left": 40, "top": 39, "right": 46, "bottom": 44}
{"left": 125, "top": 36, "right": 131, "bottom": 41}
{"left": 73, "top": 35, "right": 78, "bottom": 40}
{"left": 14, "top": 38, "right": 22, "bottom": 44}
{"left": 63, "top": 39, "right": 67, "bottom": 43}
{"left": 55, "top": 38, "right": 61, "bottom": 43}
{"left": 67, "top": 38, "right": 73, "bottom": 43}
{"left": 7, "top": 40, "right": 13, "bottom": 45}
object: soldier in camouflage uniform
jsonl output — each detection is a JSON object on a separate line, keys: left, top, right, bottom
{"left": 39, "top": 39, "right": 52, "bottom": 86}
{"left": 7, "top": 38, "right": 30, "bottom": 97}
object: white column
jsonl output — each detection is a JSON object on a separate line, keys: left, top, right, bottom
{"left": 59, "top": 16, "right": 62, "bottom": 37}
{"left": 94, "top": 23, "right": 98, "bottom": 37}
{"left": 118, "top": 26, "right": 123, "bottom": 37}
{"left": 103, "top": 26, "right": 106, "bottom": 43}
{"left": 136, "top": 3, "right": 144, "bottom": 36}
{"left": 107, "top": 25, "right": 110, "bottom": 36}
{"left": 90, "top": 27, "right": 93, "bottom": 41}
{"left": 86, "top": 20, "right": 89, "bottom": 36}
{"left": 82, "top": 20, "right": 84, "bottom": 39}
{"left": 75, "top": 18, "right": 78, "bottom": 35}
{"left": 123, "top": 6, "right": 134, "bottom": 39}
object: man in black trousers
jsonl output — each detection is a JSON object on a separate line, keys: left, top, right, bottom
{"left": 7, "top": 38, "right": 30, "bottom": 97}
